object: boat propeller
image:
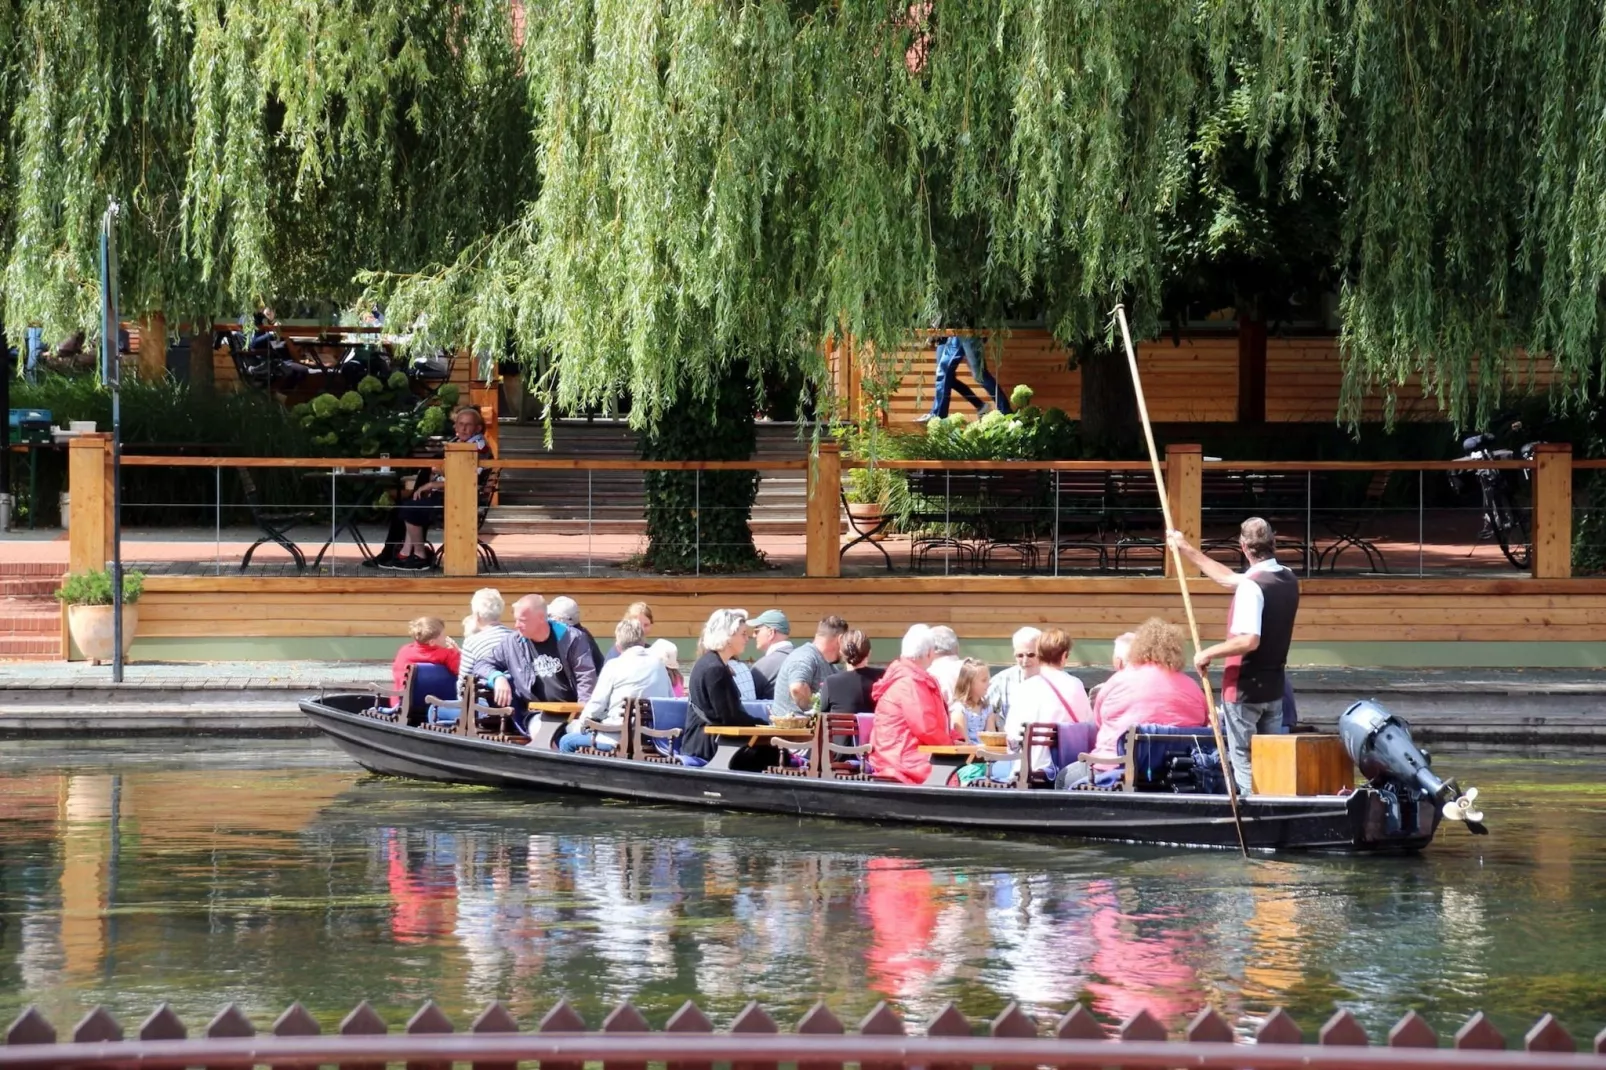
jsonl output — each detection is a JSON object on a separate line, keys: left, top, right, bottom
{"left": 1442, "top": 784, "right": 1487, "bottom": 835}
{"left": 1338, "top": 701, "right": 1490, "bottom": 836}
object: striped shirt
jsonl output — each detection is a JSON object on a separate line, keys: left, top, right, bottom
{"left": 460, "top": 624, "right": 514, "bottom": 686}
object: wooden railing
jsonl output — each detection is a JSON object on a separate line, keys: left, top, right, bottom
{"left": 63, "top": 436, "right": 1580, "bottom": 580}
{"left": 4, "top": 998, "right": 1604, "bottom": 1067}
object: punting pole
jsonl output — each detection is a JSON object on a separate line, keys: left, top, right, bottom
{"left": 1112, "top": 304, "right": 1248, "bottom": 857}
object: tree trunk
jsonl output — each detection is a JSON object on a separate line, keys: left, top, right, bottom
{"left": 188, "top": 327, "right": 215, "bottom": 393}
{"left": 638, "top": 362, "right": 763, "bottom": 572}
{"left": 1077, "top": 340, "right": 1140, "bottom": 457}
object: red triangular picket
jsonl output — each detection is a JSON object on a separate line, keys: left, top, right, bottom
{"left": 664, "top": 1002, "right": 713, "bottom": 1033}
{"left": 406, "top": 1001, "right": 453, "bottom": 1035}
{"left": 1256, "top": 1008, "right": 1303, "bottom": 1045}
{"left": 857, "top": 1002, "right": 904, "bottom": 1036}
{"left": 602, "top": 1003, "right": 651, "bottom": 1033}
{"left": 1388, "top": 1011, "right": 1437, "bottom": 1048}
{"left": 1185, "top": 1008, "right": 1233, "bottom": 1043}
{"left": 6, "top": 1008, "right": 56, "bottom": 1046}
{"left": 471, "top": 1002, "right": 519, "bottom": 1034}
{"left": 340, "top": 1001, "right": 388, "bottom": 1035}
{"left": 72, "top": 1008, "right": 123, "bottom": 1044}
{"left": 138, "top": 1005, "right": 186, "bottom": 1041}
{"left": 990, "top": 1003, "right": 1036, "bottom": 1038}
{"left": 1054, "top": 1004, "right": 1105, "bottom": 1040}
{"left": 731, "top": 1003, "right": 778, "bottom": 1034}
{"left": 1525, "top": 1014, "right": 1574, "bottom": 1053}
{"left": 1595, "top": 1025, "right": 1606, "bottom": 1055}
{"left": 1118, "top": 1009, "right": 1166, "bottom": 1042}
{"left": 1319, "top": 1009, "right": 1368, "bottom": 1046}
{"left": 1454, "top": 1012, "right": 1504, "bottom": 1050}
{"left": 273, "top": 1003, "right": 321, "bottom": 1037}
{"left": 795, "top": 1003, "right": 844, "bottom": 1035}
{"left": 206, "top": 1004, "right": 255, "bottom": 1039}
{"left": 925, "top": 1003, "right": 969, "bottom": 1037}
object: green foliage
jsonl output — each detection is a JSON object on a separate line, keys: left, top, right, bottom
{"left": 892, "top": 403, "right": 1080, "bottom": 463}
{"left": 55, "top": 568, "right": 144, "bottom": 606}
{"left": 291, "top": 375, "right": 454, "bottom": 459}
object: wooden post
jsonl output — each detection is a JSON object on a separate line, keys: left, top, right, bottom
{"left": 137, "top": 314, "right": 166, "bottom": 381}
{"left": 1531, "top": 442, "right": 1572, "bottom": 579}
{"left": 1166, "top": 444, "right": 1203, "bottom": 578}
{"left": 807, "top": 442, "right": 843, "bottom": 578}
{"left": 68, "top": 435, "right": 113, "bottom": 575}
{"left": 441, "top": 442, "right": 479, "bottom": 577}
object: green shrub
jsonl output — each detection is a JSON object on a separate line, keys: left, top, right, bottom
{"left": 55, "top": 569, "right": 145, "bottom": 606}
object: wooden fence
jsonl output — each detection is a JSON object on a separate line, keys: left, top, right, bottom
{"left": 4, "top": 999, "right": 1604, "bottom": 1068}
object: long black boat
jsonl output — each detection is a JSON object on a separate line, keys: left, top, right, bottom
{"left": 300, "top": 692, "right": 1486, "bottom": 853}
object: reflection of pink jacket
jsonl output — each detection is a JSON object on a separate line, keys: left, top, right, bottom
{"left": 870, "top": 659, "right": 955, "bottom": 785}
{"left": 1091, "top": 664, "right": 1208, "bottom": 767}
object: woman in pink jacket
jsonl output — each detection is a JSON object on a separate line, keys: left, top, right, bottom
{"left": 1086, "top": 617, "right": 1208, "bottom": 772}
{"left": 869, "top": 625, "right": 958, "bottom": 785}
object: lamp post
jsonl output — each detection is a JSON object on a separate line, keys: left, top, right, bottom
{"left": 100, "top": 201, "right": 124, "bottom": 684}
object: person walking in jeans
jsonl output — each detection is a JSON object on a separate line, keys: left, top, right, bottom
{"left": 1167, "top": 518, "right": 1300, "bottom": 796}
{"left": 917, "top": 334, "right": 1012, "bottom": 422}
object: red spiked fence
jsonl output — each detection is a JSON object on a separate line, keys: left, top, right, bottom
{"left": 4, "top": 999, "right": 1605, "bottom": 1069}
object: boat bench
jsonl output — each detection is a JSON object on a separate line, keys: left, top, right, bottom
{"left": 1078, "top": 724, "right": 1221, "bottom": 793}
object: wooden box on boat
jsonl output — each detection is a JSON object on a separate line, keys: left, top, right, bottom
{"left": 1251, "top": 734, "right": 1354, "bottom": 797}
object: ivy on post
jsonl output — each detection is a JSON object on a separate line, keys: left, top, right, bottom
{"left": 807, "top": 443, "right": 842, "bottom": 579}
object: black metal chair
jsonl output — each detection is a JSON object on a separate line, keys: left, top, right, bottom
{"left": 237, "top": 468, "right": 316, "bottom": 570}
{"left": 839, "top": 489, "right": 893, "bottom": 571}
{"left": 1052, "top": 469, "right": 1112, "bottom": 571}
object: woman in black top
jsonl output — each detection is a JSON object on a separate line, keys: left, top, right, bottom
{"left": 818, "top": 629, "right": 884, "bottom": 714}
{"left": 682, "top": 609, "right": 778, "bottom": 772}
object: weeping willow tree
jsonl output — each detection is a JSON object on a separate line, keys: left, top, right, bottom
{"left": 12, "top": 1, "right": 1606, "bottom": 564}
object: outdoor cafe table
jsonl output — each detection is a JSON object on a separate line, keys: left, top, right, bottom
{"left": 300, "top": 469, "right": 399, "bottom": 568}
{"left": 524, "top": 702, "right": 586, "bottom": 749}
{"left": 918, "top": 744, "right": 991, "bottom": 787}
{"left": 703, "top": 725, "right": 816, "bottom": 771}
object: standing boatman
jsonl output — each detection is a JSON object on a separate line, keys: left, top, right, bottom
{"left": 1167, "top": 518, "right": 1300, "bottom": 796}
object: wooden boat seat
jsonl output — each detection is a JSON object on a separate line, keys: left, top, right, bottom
{"left": 629, "top": 697, "right": 684, "bottom": 763}
{"left": 571, "top": 714, "right": 630, "bottom": 758}
{"left": 1077, "top": 724, "right": 1219, "bottom": 792}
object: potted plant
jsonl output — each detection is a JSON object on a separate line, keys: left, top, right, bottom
{"left": 845, "top": 464, "right": 893, "bottom": 538}
{"left": 56, "top": 569, "right": 144, "bottom": 665}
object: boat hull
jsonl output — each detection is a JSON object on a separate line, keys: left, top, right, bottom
{"left": 300, "top": 695, "right": 1439, "bottom": 853}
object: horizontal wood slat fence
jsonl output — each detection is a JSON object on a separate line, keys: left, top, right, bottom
{"left": 5, "top": 999, "right": 1605, "bottom": 1069}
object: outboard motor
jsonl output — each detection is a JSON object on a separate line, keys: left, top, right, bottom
{"left": 1338, "top": 700, "right": 1486, "bottom": 834}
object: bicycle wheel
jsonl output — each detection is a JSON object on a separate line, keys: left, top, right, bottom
{"left": 1489, "top": 485, "right": 1532, "bottom": 570}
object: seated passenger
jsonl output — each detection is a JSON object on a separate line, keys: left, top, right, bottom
{"left": 983, "top": 626, "right": 1042, "bottom": 724}
{"left": 648, "top": 639, "right": 686, "bottom": 697}
{"left": 560, "top": 617, "right": 672, "bottom": 754}
{"left": 549, "top": 596, "right": 606, "bottom": 671}
{"left": 1001, "top": 628, "right": 1091, "bottom": 778}
{"left": 392, "top": 616, "right": 461, "bottom": 692}
{"left": 481, "top": 595, "right": 599, "bottom": 728}
{"left": 606, "top": 602, "right": 656, "bottom": 661}
{"left": 681, "top": 609, "right": 778, "bottom": 772}
{"left": 459, "top": 587, "right": 514, "bottom": 693}
{"left": 1057, "top": 617, "right": 1208, "bottom": 787}
{"left": 869, "top": 624, "right": 957, "bottom": 785}
{"left": 818, "top": 629, "right": 884, "bottom": 713}
{"left": 948, "top": 657, "right": 994, "bottom": 744}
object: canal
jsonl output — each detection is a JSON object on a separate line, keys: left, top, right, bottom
{"left": 0, "top": 739, "right": 1601, "bottom": 1041}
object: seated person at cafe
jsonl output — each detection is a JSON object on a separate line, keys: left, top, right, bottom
{"left": 818, "top": 629, "right": 884, "bottom": 714}
{"left": 869, "top": 624, "right": 957, "bottom": 785}
{"left": 770, "top": 615, "right": 849, "bottom": 719}
{"left": 459, "top": 587, "right": 514, "bottom": 691}
{"left": 999, "top": 628, "right": 1091, "bottom": 780}
{"left": 1057, "top": 617, "right": 1208, "bottom": 788}
{"left": 481, "top": 595, "right": 598, "bottom": 731}
{"left": 392, "top": 616, "right": 460, "bottom": 692}
{"left": 681, "top": 609, "right": 777, "bottom": 772}
{"left": 386, "top": 406, "right": 491, "bottom": 572}
{"left": 559, "top": 617, "right": 672, "bottom": 754}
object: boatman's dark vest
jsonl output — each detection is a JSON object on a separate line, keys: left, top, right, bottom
{"left": 1222, "top": 565, "right": 1300, "bottom": 704}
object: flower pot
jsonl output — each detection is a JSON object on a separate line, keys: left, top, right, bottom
{"left": 845, "top": 501, "right": 888, "bottom": 541}
{"left": 67, "top": 604, "right": 138, "bottom": 665}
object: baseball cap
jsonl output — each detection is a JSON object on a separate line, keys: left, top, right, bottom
{"left": 749, "top": 609, "right": 790, "bottom": 634}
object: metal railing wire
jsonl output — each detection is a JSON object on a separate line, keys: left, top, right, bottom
{"left": 3, "top": 999, "right": 1603, "bottom": 1069}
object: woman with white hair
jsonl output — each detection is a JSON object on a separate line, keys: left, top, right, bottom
{"left": 548, "top": 596, "right": 605, "bottom": 670}
{"left": 868, "top": 624, "right": 958, "bottom": 784}
{"left": 681, "top": 609, "right": 777, "bottom": 771}
{"left": 459, "top": 588, "right": 514, "bottom": 690}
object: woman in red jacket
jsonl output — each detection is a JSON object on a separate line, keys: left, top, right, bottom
{"left": 869, "top": 624, "right": 959, "bottom": 785}
{"left": 391, "top": 616, "right": 461, "bottom": 691}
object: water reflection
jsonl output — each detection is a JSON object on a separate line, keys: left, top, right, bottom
{"left": 0, "top": 741, "right": 1602, "bottom": 1041}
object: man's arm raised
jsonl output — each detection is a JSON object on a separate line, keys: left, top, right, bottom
{"left": 1167, "top": 530, "right": 1241, "bottom": 588}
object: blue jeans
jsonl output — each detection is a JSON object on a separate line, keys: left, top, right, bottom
{"left": 929, "top": 337, "right": 1011, "bottom": 417}
{"left": 558, "top": 730, "right": 618, "bottom": 754}
{"left": 1220, "top": 699, "right": 1285, "bottom": 795}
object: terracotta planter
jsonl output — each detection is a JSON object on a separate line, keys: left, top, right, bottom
{"left": 845, "top": 501, "right": 889, "bottom": 541}
{"left": 67, "top": 604, "right": 139, "bottom": 665}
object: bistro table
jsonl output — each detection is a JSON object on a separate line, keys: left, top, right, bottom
{"left": 300, "top": 469, "right": 400, "bottom": 568}
{"left": 917, "top": 744, "right": 991, "bottom": 787}
{"left": 524, "top": 702, "right": 586, "bottom": 749}
{"left": 703, "top": 725, "right": 816, "bottom": 771}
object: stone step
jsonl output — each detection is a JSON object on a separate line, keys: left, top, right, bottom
{"left": 0, "top": 637, "right": 61, "bottom": 660}
{"left": 0, "top": 562, "right": 67, "bottom": 577}
{"left": 0, "top": 605, "right": 59, "bottom": 634}
{"left": 0, "top": 702, "right": 314, "bottom": 734}
{"left": 0, "top": 578, "right": 61, "bottom": 597}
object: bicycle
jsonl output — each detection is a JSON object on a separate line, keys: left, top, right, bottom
{"left": 1450, "top": 421, "right": 1537, "bottom": 570}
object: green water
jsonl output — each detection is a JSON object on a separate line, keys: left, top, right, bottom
{"left": 0, "top": 740, "right": 1602, "bottom": 1043}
